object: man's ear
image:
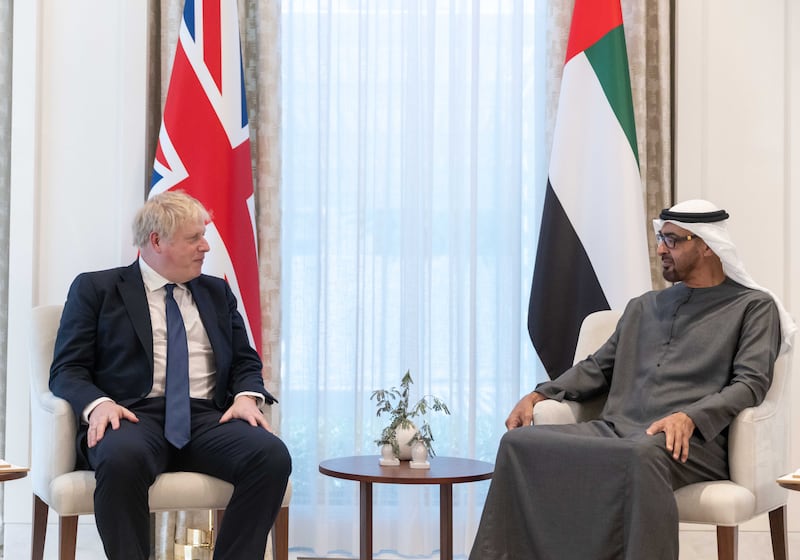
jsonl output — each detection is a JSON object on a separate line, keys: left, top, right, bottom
{"left": 149, "top": 231, "right": 162, "bottom": 252}
{"left": 703, "top": 246, "right": 723, "bottom": 270}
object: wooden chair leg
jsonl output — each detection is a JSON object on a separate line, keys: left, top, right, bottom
{"left": 271, "top": 506, "right": 289, "bottom": 560}
{"left": 716, "top": 525, "right": 738, "bottom": 560}
{"left": 768, "top": 506, "right": 788, "bottom": 560}
{"left": 31, "top": 495, "right": 49, "bottom": 560}
{"left": 58, "top": 515, "right": 79, "bottom": 560}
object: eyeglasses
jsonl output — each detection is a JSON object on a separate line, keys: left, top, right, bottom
{"left": 656, "top": 232, "right": 695, "bottom": 249}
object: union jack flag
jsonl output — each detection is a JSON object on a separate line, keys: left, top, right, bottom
{"left": 151, "top": 0, "right": 262, "bottom": 356}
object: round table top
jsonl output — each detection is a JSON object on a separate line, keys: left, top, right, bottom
{"left": 319, "top": 455, "right": 493, "bottom": 485}
{"left": 0, "top": 467, "right": 29, "bottom": 483}
{"left": 777, "top": 473, "right": 800, "bottom": 491}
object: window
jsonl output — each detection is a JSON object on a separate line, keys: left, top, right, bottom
{"left": 281, "top": 1, "right": 546, "bottom": 556}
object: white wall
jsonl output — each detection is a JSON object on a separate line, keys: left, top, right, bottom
{"left": 5, "top": 0, "right": 800, "bottom": 539}
{"left": 5, "top": 0, "right": 147, "bottom": 525}
{"left": 674, "top": 0, "right": 800, "bottom": 532}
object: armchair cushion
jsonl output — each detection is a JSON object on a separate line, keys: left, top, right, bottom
{"left": 47, "top": 469, "right": 293, "bottom": 515}
{"left": 673, "top": 481, "right": 755, "bottom": 525}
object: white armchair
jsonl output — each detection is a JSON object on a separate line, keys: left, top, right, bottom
{"left": 532, "top": 310, "right": 790, "bottom": 560}
{"left": 30, "top": 304, "right": 291, "bottom": 560}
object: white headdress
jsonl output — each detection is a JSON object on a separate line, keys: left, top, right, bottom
{"left": 653, "top": 199, "right": 796, "bottom": 354}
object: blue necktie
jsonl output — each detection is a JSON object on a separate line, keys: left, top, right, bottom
{"left": 164, "top": 283, "right": 191, "bottom": 448}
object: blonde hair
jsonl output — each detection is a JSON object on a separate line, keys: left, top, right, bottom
{"left": 132, "top": 190, "right": 210, "bottom": 248}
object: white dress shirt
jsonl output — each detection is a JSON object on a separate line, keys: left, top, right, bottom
{"left": 139, "top": 258, "right": 216, "bottom": 400}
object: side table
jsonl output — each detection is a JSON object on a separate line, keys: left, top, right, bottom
{"left": 319, "top": 455, "right": 493, "bottom": 560}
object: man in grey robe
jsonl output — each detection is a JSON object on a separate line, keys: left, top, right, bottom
{"left": 469, "top": 200, "right": 796, "bottom": 560}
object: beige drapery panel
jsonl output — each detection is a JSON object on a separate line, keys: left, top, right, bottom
{"left": 0, "top": 0, "right": 11, "bottom": 553}
{"left": 546, "top": 0, "right": 672, "bottom": 289}
{"left": 145, "top": 1, "right": 281, "bottom": 558}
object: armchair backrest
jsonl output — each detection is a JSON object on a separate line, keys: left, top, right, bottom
{"left": 564, "top": 310, "right": 621, "bottom": 421}
{"left": 29, "top": 304, "right": 77, "bottom": 500}
{"left": 572, "top": 309, "right": 622, "bottom": 365}
{"left": 30, "top": 305, "right": 62, "bottom": 395}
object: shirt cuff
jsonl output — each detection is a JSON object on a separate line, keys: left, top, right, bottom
{"left": 235, "top": 391, "right": 265, "bottom": 410}
{"left": 82, "top": 396, "right": 114, "bottom": 424}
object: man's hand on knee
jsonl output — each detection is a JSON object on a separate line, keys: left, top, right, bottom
{"left": 87, "top": 401, "right": 139, "bottom": 448}
{"left": 646, "top": 412, "right": 696, "bottom": 463}
{"left": 220, "top": 395, "right": 273, "bottom": 432}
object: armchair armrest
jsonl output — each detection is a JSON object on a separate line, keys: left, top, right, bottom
{"left": 29, "top": 388, "right": 78, "bottom": 499}
{"left": 728, "top": 394, "right": 789, "bottom": 512}
{"left": 30, "top": 304, "right": 78, "bottom": 500}
{"left": 727, "top": 351, "right": 791, "bottom": 512}
{"left": 532, "top": 399, "right": 580, "bottom": 425}
{"left": 532, "top": 396, "right": 606, "bottom": 426}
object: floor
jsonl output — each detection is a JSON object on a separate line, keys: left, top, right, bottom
{"left": 4, "top": 523, "right": 800, "bottom": 559}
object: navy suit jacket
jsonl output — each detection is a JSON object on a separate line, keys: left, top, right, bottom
{"left": 50, "top": 261, "right": 275, "bottom": 423}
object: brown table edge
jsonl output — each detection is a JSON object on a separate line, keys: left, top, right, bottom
{"left": 777, "top": 475, "right": 800, "bottom": 491}
{"left": 0, "top": 468, "right": 30, "bottom": 482}
{"left": 319, "top": 456, "right": 493, "bottom": 485}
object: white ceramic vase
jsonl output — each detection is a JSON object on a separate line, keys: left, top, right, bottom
{"left": 394, "top": 423, "right": 417, "bottom": 460}
{"left": 410, "top": 441, "right": 430, "bottom": 469}
{"left": 379, "top": 443, "right": 400, "bottom": 466}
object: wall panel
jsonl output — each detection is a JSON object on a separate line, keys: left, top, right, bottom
{"left": 4, "top": 1, "right": 147, "bottom": 525}
{"left": 675, "top": 0, "right": 799, "bottom": 532}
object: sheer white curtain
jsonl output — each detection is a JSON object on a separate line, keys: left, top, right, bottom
{"left": 281, "top": 1, "right": 547, "bottom": 557}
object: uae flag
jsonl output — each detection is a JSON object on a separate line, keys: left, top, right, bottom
{"left": 528, "top": 0, "right": 650, "bottom": 378}
{"left": 150, "top": 0, "right": 263, "bottom": 355}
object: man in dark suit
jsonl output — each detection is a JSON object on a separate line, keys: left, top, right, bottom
{"left": 50, "top": 190, "right": 291, "bottom": 559}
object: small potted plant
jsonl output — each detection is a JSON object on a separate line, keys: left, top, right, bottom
{"left": 371, "top": 370, "right": 450, "bottom": 468}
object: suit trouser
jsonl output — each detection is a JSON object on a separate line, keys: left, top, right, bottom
{"left": 85, "top": 397, "right": 291, "bottom": 560}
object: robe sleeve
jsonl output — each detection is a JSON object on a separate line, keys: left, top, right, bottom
{"left": 681, "top": 296, "right": 781, "bottom": 442}
{"left": 533, "top": 301, "right": 635, "bottom": 402}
